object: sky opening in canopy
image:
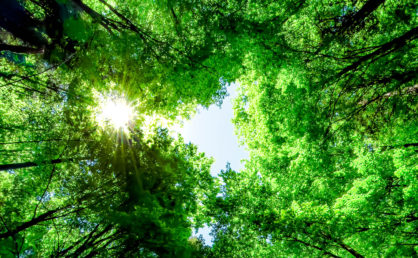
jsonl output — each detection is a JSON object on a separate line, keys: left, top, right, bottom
{"left": 178, "top": 83, "right": 248, "bottom": 245}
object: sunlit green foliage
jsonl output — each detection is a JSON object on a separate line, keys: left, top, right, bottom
{"left": 211, "top": 0, "right": 417, "bottom": 257}
{"left": 1, "top": 0, "right": 223, "bottom": 256}
{"left": 0, "top": 0, "right": 416, "bottom": 257}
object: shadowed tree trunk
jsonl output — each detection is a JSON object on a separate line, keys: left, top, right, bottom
{"left": 0, "top": 43, "right": 44, "bottom": 54}
{"left": 339, "top": 27, "right": 418, "bottom": 75}
{"left": 0, "top": 207, "right": 66, "bottom": 239}
{"left": 338, "top": 0, "right": 386, "bottom": 35}
{"left": 0, "top": 158, "right": 76, "bottom": 171}
{"left": 0, "top": 0, "right": 48, "bottom": 47}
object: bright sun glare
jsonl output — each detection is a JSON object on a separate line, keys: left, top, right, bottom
{"left": 97, "top": 96, "right": 136, "bottom": 130}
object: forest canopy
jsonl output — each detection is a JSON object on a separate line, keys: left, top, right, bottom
{"left": 0, "top": 0, "right": 416, "bottom": 257}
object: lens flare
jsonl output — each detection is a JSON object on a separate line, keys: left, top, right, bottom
{"left": 97, "top": 96, "right": 136, "bottom": 130}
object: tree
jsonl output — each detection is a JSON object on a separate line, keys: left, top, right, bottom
{"left": 208, "top": 0, "right": 417, "bottom": 256}
{"left": 0, "top": 126, "right": 216, "bottom": 256}
{"left": 1, "top": 0, "right": 416, "bottom": 256}
{"left": 0, "top": 0, "right": 237, "bottom": 116}
{"left": 1, "top": 1, "right": 231, "bottom": 255}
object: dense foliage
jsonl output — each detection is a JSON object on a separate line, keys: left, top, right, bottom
{"left": 0, "top": 0, "right": 416, "bottom": 257}
{"left": 212, "top": 0, "right": 417, "bottom": 257}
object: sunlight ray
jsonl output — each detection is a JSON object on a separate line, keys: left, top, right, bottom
{"left": 96, "top": 94, "right": 136, "bottom": 131}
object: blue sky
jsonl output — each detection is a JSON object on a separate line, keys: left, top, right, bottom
{"left": 178, "top": 83, "right": 248, "bottom": 245}
{"left": 179, "top": 83, "right": 248, "bottom": 176}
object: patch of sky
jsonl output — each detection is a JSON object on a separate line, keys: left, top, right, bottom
{"left": 178, "top": 82, "right": 248, "bottom": 177}
{"left": 177, "top": 82, "right": 249, "bottom": 246}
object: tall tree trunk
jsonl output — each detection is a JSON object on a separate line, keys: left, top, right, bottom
{"left": 338, "top": 0, "right": 386, "bottom": 35}
{"left": 0, "top": 0, "right": 48, "bottom": 47}
{"left": 0, "top": 207, "right": 64, "bottom": 239}
{"left": 0, "top": 158, "right": 74, "bottom": 171}
{"left": 339, "top": 27, "right": 418, "bottom": 75}
{"left": 0, "top": 44, "right": 44, "bottom": 54}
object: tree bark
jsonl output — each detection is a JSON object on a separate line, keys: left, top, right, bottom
{"left": 339, "top": 27, "right": 418, "bottom": 75}
{"left": 0, "top": 0, "right": 48, "bottom": 47}
{"left": 0, "top": 158, "right": 74, "bottom": 171}
{"left": 289, "top": 237, "right": 340, "bottom": 258}
{"left": 338, "top": 0, "right": 386, "bottom": 35}
{"left": 337, "top": 241, "right": 364, "bottom": 258}
{"left": 0, "top": 44, "right": 44, "bottom": 54}
{"left": 0, "top": 207, "right": 64, "bottom": 239}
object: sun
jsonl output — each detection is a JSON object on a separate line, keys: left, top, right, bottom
{"left": 97, "top": 96, "right": 136, "bottom": 130}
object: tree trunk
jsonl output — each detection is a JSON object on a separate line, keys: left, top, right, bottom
{"left": 340, "top": 27, "right": 418, "bottom": 75}
{"left": 0, "top": 0, "right": 48, "bottom": 47}
{"left": 0, "top": 207, "right": 63, "bottom": 239}
{"left": 0, "top": 44, "right": 44, "bottom": 54}
{"left": 0, "top": 158, "right": 74, "bottom": 171}
{"left": 338, "top": 0, "right": 386, "bottom": 35}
